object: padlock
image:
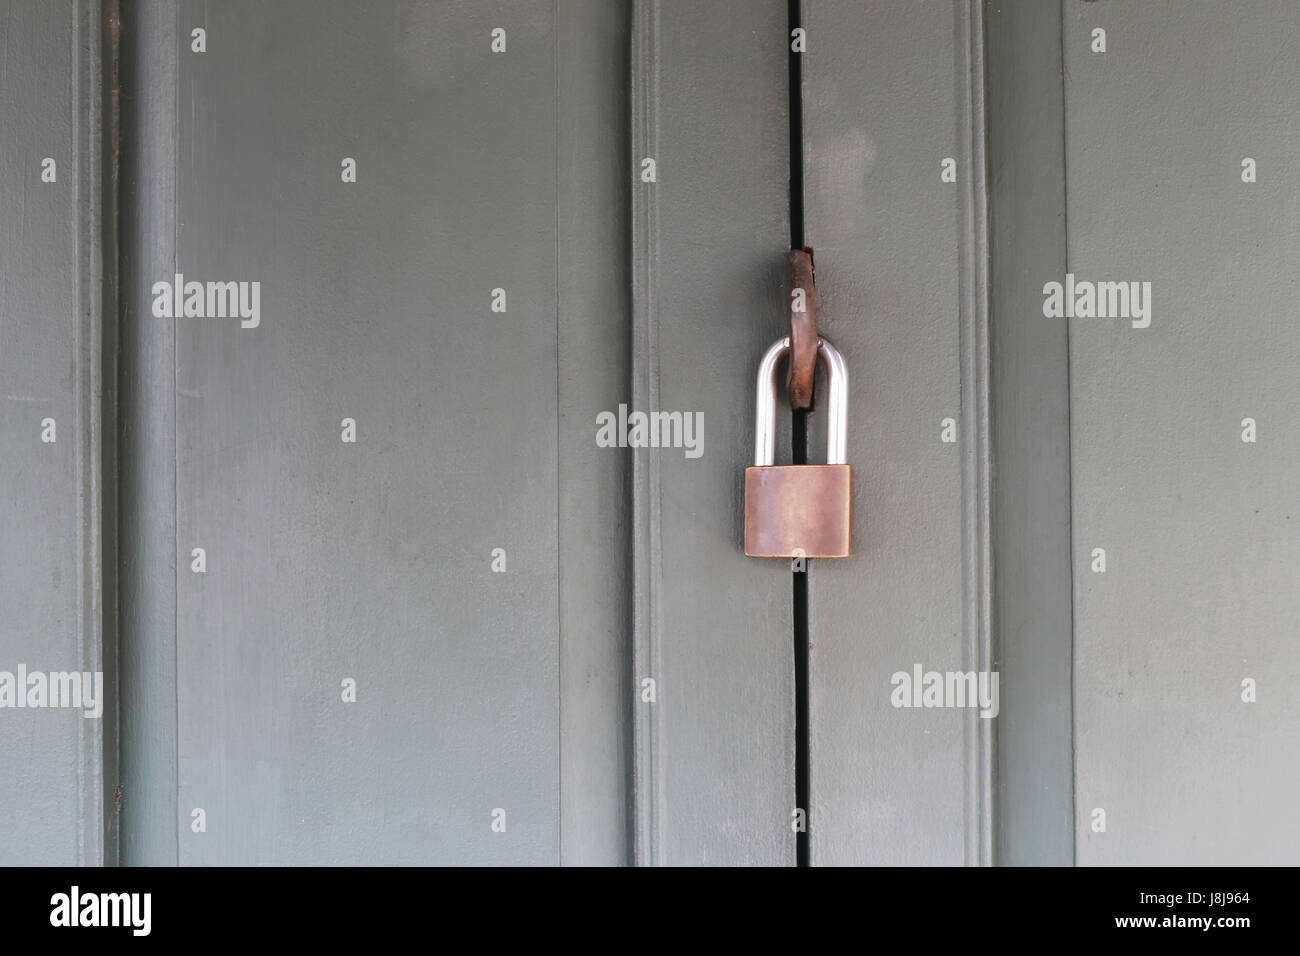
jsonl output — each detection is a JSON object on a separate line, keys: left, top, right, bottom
{"left": 744, "top": 335, "right": 853, "bottom": 558}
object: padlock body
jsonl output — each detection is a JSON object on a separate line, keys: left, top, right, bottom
{"left": 744, "top": 464, "right": 853, "bottom": 558}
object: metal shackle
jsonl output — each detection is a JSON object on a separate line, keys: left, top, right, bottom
{"left": 753, "top": 335, "right": 848, "bottom": 467}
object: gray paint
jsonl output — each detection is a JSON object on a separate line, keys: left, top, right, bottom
{"left": 1065, "top": 0, "right": 1300, "bottom": 864}
{"left": 116, "top": 0, "right": 637, "bottom": 869}
{"left": 631, "top": 0, "right": 795, "bottom": 865}
{"left": 129, "top": 0, "right": 572, "bottom": 865}
{"left": 118, "top": 0, "right": 179, "bottom": 867}
{"left": 985, "top": 0, "right": 1074, "bottom": 866}
{"left": 118, "top": 0, "right": 641, "bottom": 867}
{"left": 557, "top": 0, "right": 632, "bottom": 866}
{"left": 801, "top": 0, "right": 991, "bottom": 865}
{"left": 198, "top": 0, "right": 557, "bottom": 865}
{"left": 8, "top": 0, "right": 1300, "bottom": 868}
{"left": 0, "top": 0, "right": 113, "bottom": 867}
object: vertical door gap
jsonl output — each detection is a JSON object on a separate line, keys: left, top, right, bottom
{"left": 788, "top": 0, "right": 811, "bottom": 869}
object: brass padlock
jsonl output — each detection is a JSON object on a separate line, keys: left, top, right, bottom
{"left": 744, "top": 336, "right": 853, "bottom": 558}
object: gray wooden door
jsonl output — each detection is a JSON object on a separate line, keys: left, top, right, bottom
{"left": 116, "top": 0, "right": 628, "bottom": 866}
{"left": 1062, "top": 0, "right": 1300, "bottom": 865}
{"left": 3, "top": 0, "right": 1299, "bottom": 867}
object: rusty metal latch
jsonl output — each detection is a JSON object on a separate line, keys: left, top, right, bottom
{"left": 786, "top": 248, "right": 818, "bottom": 411}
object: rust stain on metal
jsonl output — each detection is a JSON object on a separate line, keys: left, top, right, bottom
{"left": 787, "top": 247, "right": 819, "bottom": 411}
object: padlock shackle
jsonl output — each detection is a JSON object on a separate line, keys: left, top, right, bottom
{"left": 753, "top": 335, "right": 848, "bottom": 467}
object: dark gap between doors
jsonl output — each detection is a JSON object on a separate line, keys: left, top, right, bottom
{"left": 788, "top": 0, "right": 811, "bottom": 869}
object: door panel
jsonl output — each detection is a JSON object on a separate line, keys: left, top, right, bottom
{"left": 1065, "top": 0, "right": 1300, "bottom": 865}
{"left": 630, "top": 0, "right": 795, "bottom": 866}
{"left": 170, "top": 0, "right": 559, "bottom": 866}
{"left": 802, "top": 0, "right": 989, "bottom": 866}
{"left": 0, "top": 0, "right": 111, "bottom": 867}
{"left": 115, "top": 0, "right": 629, "bottom": 866}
